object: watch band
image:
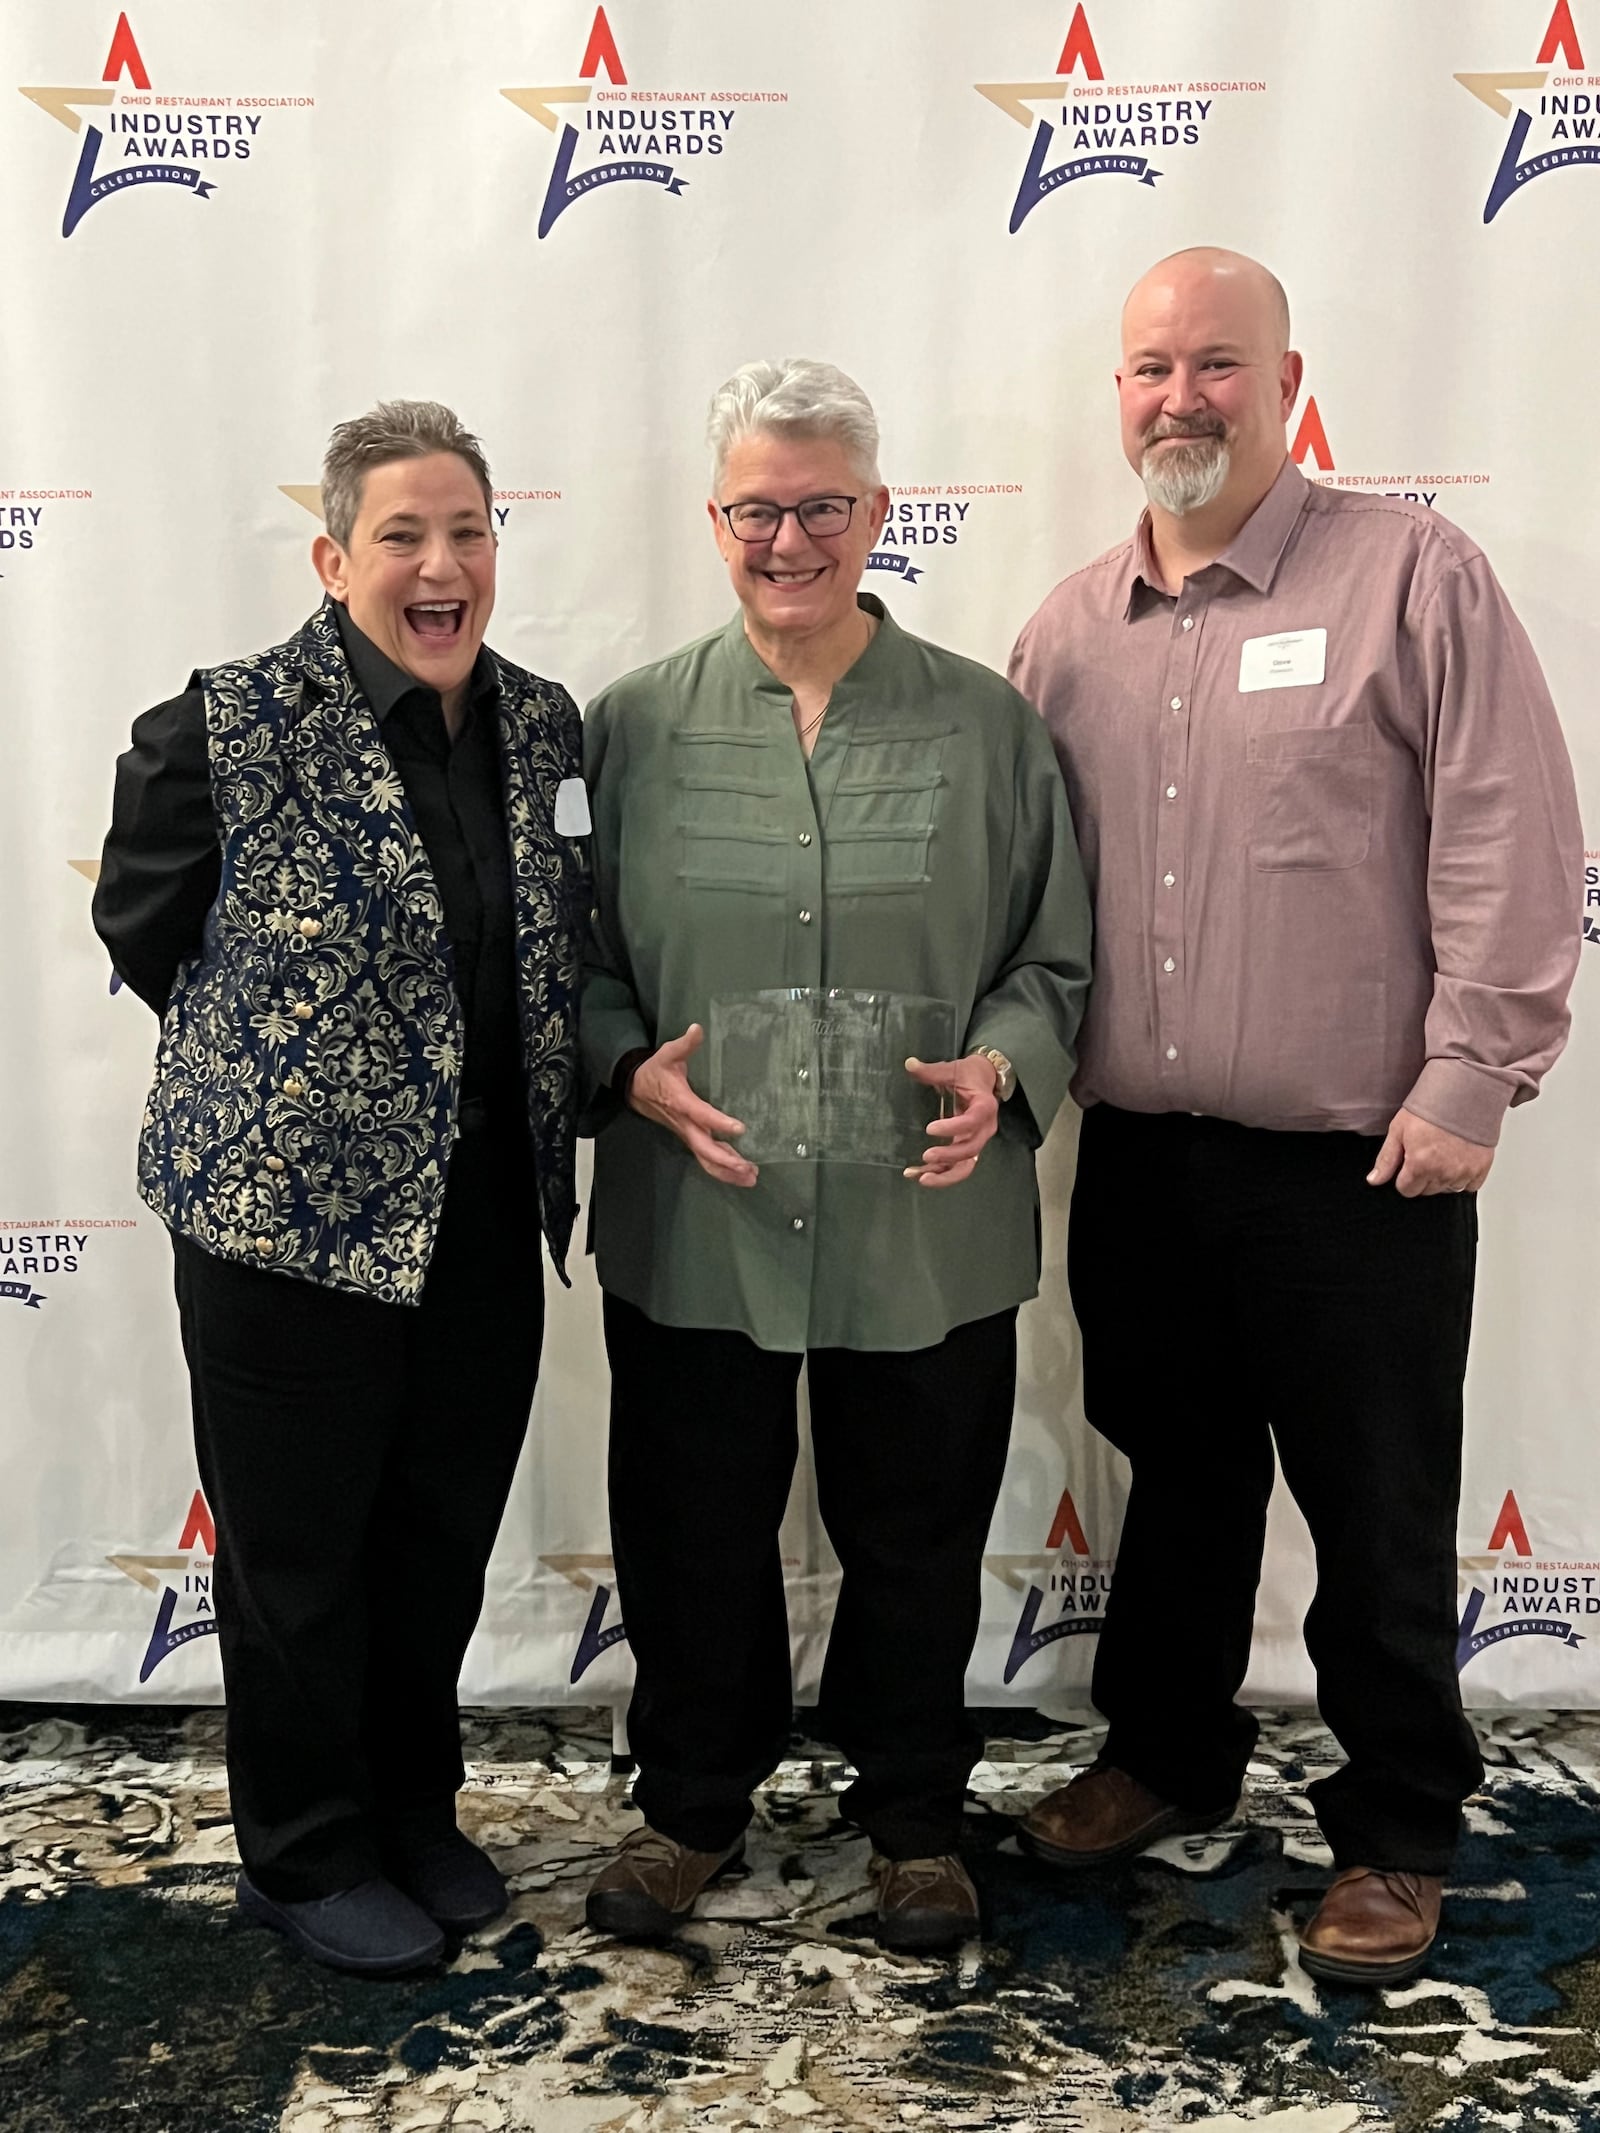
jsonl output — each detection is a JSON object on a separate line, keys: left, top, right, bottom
{"left": 972, "top": 1046, "right": 1016, "bottom": 1102}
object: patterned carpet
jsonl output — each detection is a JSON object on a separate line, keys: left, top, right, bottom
{"left": 2, "top": 1703, "right": 1597, "bottom": 2132}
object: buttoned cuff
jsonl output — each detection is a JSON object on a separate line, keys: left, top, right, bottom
{"left": 1401, "top": 1060, "right": 1513, "bottom": 1149}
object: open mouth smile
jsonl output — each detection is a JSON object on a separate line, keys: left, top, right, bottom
{"left": 404, "top": 601, "right": 467, "bottom": 642}
{"left": 760, "top": 567, "right": 826, "bottom": 586}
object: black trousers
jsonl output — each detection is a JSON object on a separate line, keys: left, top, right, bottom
{"left": 171, "top": 1126, "right": 545, "bottom": 1902}
{"left": 603, "top": 1295, "right": 1018, "bottom": 1860}
{"left": 1070, "top": 1104, "right": 1483, "bottom": 1874}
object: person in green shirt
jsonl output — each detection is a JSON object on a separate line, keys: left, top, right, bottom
{"left": 581, "top": 358, "right": 1091, "bottom": 1953}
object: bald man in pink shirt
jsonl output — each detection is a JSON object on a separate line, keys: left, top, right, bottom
{"left": 1009, "top": 247, "right": 1582, "bottom": 1987}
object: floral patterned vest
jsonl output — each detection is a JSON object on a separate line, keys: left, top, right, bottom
{"left": 137, "top": 602, "right": 587, "bottom": 1300}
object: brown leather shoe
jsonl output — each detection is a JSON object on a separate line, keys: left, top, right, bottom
{"left": 585, "top": 1825, "right": 745, "bottom": 1939}
{"left": 1020, "top": 1764, "right": 1237, "bottom": 1867}
{"left": 871, "top": 1854, "right": 980, "bottom": 1953}
{"left": 1297, "top": 1866, "right": 1442, "bottom": 1987}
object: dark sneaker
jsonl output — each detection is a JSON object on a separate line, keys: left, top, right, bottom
{"left": 384, "top": 1827, "right": 508, "bottom": 1933}
{"left": 585, "top": 1826, "right": 745, "bottom": 1939}
{"left": 236, "top": 1872, "right": 444, "bottom": 1975}
{"left": 1297, "top": 1866, "right": 1443, "bottom": 1987}
{"left": 1020, "top": 1764, "right": 1237, "bottom": 1868}
{"left": 871, "top": 1853, "right": 980, "bottom": 1953}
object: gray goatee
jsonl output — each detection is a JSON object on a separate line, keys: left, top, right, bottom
{"left": 1141, "top": 435, "right": 1229, "bottom": 515}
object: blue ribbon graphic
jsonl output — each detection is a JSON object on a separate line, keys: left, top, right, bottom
{"left": 539, "top": 124, "right": 687, "bottom": 239}
{"left": 1484, "top": 108, "right": 1600, "bottom": 222}
{"left": 1003, "top": 1582, "right": 1103, "bottom": 1684}
{"left": 138, "top": 1585, "right": 219, "bottom": 1683}
{"left": 1011, "top": 119, "right": 1160, "bottom": 234}
{"left": 63, "top": 125, "right": 215, "bottom": 240}
{"left": 867, "top": 551, "right": 924, "bottom": 585}
{"left": 1457, "top": 1584, "right": 1585, "bottom": 1671}
{"left": 0, "top": 1282, "right": 45, "bottom": 1308}
{"left": 571, "top": 1582, "right": 629, "bottom": 1682}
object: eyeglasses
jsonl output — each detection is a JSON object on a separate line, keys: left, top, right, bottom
{"left": 718, "top": 495, "right": 858, "bottom": 543}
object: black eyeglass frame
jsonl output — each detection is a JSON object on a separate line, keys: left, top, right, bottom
{"left": 717, "top": 494, "right": 860, "bottom": 543}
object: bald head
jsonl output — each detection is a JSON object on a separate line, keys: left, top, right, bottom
{"left": 1114, "top": 246, "right": 1302, "bottom": 539}
{"left": 1122, "top": 247, "right": 1290, "bottom": 358}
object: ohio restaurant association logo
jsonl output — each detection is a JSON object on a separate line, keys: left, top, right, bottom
{"left": 0, "top": 486, "right": 91, "bottom": 580}
{"left": 18, "top": 11, "right": 311, "bottom": 240}
{"left": 1288, "top": 392, "right": 1491, "bottom": 516}
{"left": 280, "top": 483, "right": 562, "bottom": 537}
{"left": 1457, "top": 1490, "right": 1597, "bottom": 1672}
{"left": 502, "top": 5, "right": 786, "bottom": 240}
{"left": 986, "top": 1486, "right": 1114, "bottom": 1685}
{"left": 869, "top": 483, "right": 1023, "bottom": 590}
{"left": 109, "top": 1490, "right": 219, "bottom": 1684}
{"left": 975, "top": 4, "right": 1265, "bottom": 233}
{"left": 0, "top": 1217, "right": 136, "bottom": 1311}
{"left": 1457, "top": 0, "right": 1598, "bottom": 222}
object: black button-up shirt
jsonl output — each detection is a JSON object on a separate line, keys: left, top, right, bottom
{"left": 94, "top": 604, "right": 523, "bottom": 1107}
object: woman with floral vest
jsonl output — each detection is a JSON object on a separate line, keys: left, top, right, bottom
{"left": 94, "top": 401, "right": 589, "bottom": 1976}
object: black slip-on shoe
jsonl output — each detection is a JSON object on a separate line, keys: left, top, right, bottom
{"left": 236, "top": 1872, "right": 445, "bottom": 1976}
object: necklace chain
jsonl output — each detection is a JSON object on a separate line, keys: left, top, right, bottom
{"left": 792, "top": 609, "right": 874, "bottom": 746}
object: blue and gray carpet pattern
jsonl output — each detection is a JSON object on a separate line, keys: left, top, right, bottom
{"left": 1, "top": 1705, "right": 1597, "bottom": 2130}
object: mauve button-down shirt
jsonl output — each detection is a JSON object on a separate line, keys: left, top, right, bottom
{"left": 1008, "top": 458, "right": 1582, "bottom": 1146}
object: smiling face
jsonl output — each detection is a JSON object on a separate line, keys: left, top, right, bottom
{"left": 312, "top": 452, "right": 496, "bottom": 698}
{"left": 708, "top": 431, "right": 889, "bottom": 649}
{"left": 1116, "top": 251, "right": 1301, "bottom": 524}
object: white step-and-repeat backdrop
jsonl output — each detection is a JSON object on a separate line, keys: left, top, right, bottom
{"left": 1, "top": 1, "right": 1595, "bottom": 1711}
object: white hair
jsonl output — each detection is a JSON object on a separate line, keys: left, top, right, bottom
{"left": 706, "top": 358, "right": 881, "bottom": 492}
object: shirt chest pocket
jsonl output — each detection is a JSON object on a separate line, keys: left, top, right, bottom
{"left": 675, "top": 730, "right": 787, "bottom": 893}
{"left": 825, "top": 730, "right": 949, "bottom": 892}
{"left": 1247, "top": 722, "right": 1372, "bottom": 872}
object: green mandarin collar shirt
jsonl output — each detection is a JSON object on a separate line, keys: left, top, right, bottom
{"left": 580, "top": 596, "right": 1092, "bottom": 1353}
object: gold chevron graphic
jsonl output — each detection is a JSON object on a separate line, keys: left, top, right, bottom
{"left": 18, "top": 84, "right": 115, "bottom": 134}
{"left": 501, "top": 85, "right": 593, "bottom": 133}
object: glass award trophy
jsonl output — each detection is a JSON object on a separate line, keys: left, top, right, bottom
{"left": 708, "top": 988, "right": 959, "bottom": 1166}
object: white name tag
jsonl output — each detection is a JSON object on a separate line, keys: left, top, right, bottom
{"left": 554, "top": 777, "right": 592, "bottom": 836}
{"left": 1238, "top": 627, "right": 1327, "bottom": 693}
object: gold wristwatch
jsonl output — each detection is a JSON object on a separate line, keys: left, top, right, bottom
{"left": 971, "top": 1046, "right": 1016, "bottom": 1101}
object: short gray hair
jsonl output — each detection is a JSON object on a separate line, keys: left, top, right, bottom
{"left": 706, "top": 358, "right": 881, "bottom": 492}
{"left": 320, "top": 399, "right": 493, "bottom": 547}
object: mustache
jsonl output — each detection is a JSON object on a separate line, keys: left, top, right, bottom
{"left": 1144, "top": 419, "right": 1226, "bottom": 445}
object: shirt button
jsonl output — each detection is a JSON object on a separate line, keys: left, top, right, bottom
{"left": 1181, "top": 618, "right": 1194, "bottom": 632}
{"left": 1165, "top": 1044, "right": 1179, "bottom": 1061}
{"left": 1163, "top": 957, "right": 1176, "bottom": 974}
{"left": 797, "top": 1067, "right": 809, "bottom": 1083}
{"left": 798, "top": 831, "right": 812, "bottom": 847}
{"left": 297, "top": 917, "right": 322, "bottom": 939}
{"left": 281, "top": 1078, "right": 305, "bottom": 1099}
{"left": 1163, "top": 871, "right": 1176, "bottom": 887}
{"left": 1170, "top": 696, "right": 1183, "bottom": 709}
{"left": 1165, "top": 785, "right": 1178, "bottom": 800}
{"left": 265, "top": 1156, "right": 286, "bottom": 1173}
{"left": 798, "top": 909, "right": 812, "bottom": 924}
{"left": 292, "top": 1001, "right": 313, "bottom": 1021}
{"left": 795, "top": 1141, "right": 808, "bottom": 1157}
{"left": 792, "top": 1216, "right": 806, "bottom": 1232}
